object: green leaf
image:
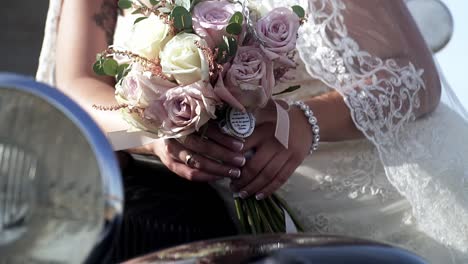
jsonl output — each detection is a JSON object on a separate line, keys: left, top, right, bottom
{"left": 93, "top": 60, "right": 106, "bottom": 76}
{"left": 116, "top": 63, "right": 130, "bottom": 83}
{"left": 118, "top": 0, "right": 132, "bottom": 9}
{"left": 170, "top": 6, "right": 192, "bottom": 31}
{"left": 225, "top": 36, "right": 237, "bottom": 57}
{"left": 273, "top": 85, "right": 301, "bottom": 96}
{"left": 117, "top": 63, "right": 130, "bottom": 75}
{"left": 226, "top": 23, "right": 242, "bottom": 35}
{"left": 216, "top": 36, "right": 237, "bottom": 63}
{"left": 134, "top": 16, "right": 148, "bottom": 25}
{"left": 291, "top": 5, "right": 305, "bottom": 18}
{"left": 229, "top": 11, "right": 243, "bottom": 25}
{"left": 103, "top": 59, "right": 119, "bottom": 76}
{"left": 149, "top": 0, "right": 159, "bottom": 5}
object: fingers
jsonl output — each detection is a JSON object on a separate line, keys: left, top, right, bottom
{"left": 237, "top": 152, "right": 290, "bottom": 200}
{"left": 183, "top": 133, "right": 246, "bottom": 167}
{"left": 203, "top": 123, "right": 245, "bottom": 152}
{"left": 256, "top": 159, "right": 301, "bottom": 198}
{"left": 166, "top": 139, "right": 242, "bottom": 179}
{"left": 231, "top": 142, "right": 277, "bottom": 193}
{"left": 167, "top": 160, "right": 224, "bottom": 182}
{"left": 243, "top": 124, "right": 272, "bottom": 151}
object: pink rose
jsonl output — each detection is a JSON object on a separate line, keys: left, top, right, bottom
{"left": 116, "top": 65, "right": 176, "bottom": 108}
{"left": 256, "top": 7, "right": 300, "bottom": 67}
{"left": 219, "top": 46, "right": 274, "bottom": 111}
{"left": 192, "top": 0, "right": 242, "bottom": 48}
{"left": 143, "top": 81, "right": 219, "bottom": 138}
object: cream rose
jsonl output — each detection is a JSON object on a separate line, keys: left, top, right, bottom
{"left": 127, "top": 13, "right": 173, "bottom": 60}
{"left": 159, "top": 33, "right": 210, "bottom": 85}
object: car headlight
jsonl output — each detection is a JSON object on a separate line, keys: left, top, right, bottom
{"left": 0, "top": 73, "right": 123, "bottom": 264}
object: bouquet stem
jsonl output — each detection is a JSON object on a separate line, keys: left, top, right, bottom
{"left": 234, "top": 194, "right": 303, "bottom": 234}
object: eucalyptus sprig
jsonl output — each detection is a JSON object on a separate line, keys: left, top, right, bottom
{"left": 170, "top": 6, "right": 193, "bottom": 33}
{"left": 214, "top": 11, "right": 244, "bottom": 64}
{"left": 216, "top": 36, "right": 238, "bottom": 64}
{"left": 93, "top": 54, "right": 131, "bottom": 84}
{"left": 291, "top": 5, "right": 307, "bottom": 23}
{"left": 226, "top": 11, "right": 243, "bottom": 36}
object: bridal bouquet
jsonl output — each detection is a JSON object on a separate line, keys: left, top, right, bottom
{"left": 93, "top": 0, "right": 305, "bottom": 234}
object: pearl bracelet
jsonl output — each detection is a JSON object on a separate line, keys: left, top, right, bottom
{"left": 292, "top": 101, "right": 320, "bottom": 154}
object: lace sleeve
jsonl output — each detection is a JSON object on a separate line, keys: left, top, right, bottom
{"left": 36, "top": 0, "right": 62, "bottom": 86}
{"left": 264, "top": 0, "right": 468, "bottom": 255}
{"left": 296, "top": 0, "right": 442, "bottom": 146}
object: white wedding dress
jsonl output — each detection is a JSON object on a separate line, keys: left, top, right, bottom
{"left": 37, "top": 0, "right": 468, "bottom": 263}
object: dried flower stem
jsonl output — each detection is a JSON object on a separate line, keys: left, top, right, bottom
{"left": 105, "top": 47, "right": 167, "bottom": 80}
{"left": 92, "top": 104, "right": 128, "bottom": 111}
{"left": 195, "top": 41, "right": 223, "bottom": 82}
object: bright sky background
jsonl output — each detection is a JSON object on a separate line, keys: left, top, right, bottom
{"left": 436, "top": 0, "right": 468, "bottom": 108}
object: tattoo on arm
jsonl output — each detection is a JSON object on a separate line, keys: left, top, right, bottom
{"left": 93, "top": 0, "right": 118, "bottom": 45}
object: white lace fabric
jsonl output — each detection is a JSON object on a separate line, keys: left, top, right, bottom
{"left": 37, "top": 0, "right": 468, "bottom": 263}
{"left": 285, "top": 0, "right": 468, "bottom": 261}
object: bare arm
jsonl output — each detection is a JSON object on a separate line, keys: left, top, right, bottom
{"left": 56, "top": 0, "right": 129, "bottom": 133}
{"left": 55, "top": 0, "right": 246, "bottom": 180}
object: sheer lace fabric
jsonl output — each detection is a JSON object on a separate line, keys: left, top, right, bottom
{"left": 37, "top": 0, "right": 61, "bottom": 85}
{"left": 37, "top": 0, "right": 468, "bottom": 262}
{"left": 270, "top": 0, "right": 467, "bottom": 261}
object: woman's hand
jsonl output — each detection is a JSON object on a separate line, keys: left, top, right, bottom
{"left": 148, "top": 123, "right": 247, "bottom": 182}
{"left": 230, "top": 104, "right": 313, "bottom": 200}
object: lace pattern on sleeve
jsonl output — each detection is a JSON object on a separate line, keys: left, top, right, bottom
{"left": 274, "top": 0, "right": 468, "bottom": 254}
{"left": 36, "top": 0, "right": 62, "bottom": 86}
{"left": 296, "top": 0, "right": 426, "bottom": 148}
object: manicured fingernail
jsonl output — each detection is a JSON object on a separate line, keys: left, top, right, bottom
{"left": 239, "top": 191, "right": 248, "bottom": 199}
{"left": 255, "top": 193, "right": 265, "bottom": 200}
{"left": 231, "top": 140, "right": 244, "bottom": 151}
{"left": 228, "top": 168, "right": 241, "bottom": 179}
{"left": 233, "top": 156, "right": 246, "bottom": 167}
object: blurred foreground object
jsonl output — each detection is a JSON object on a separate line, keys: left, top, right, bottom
{"left": 407, "top": 0, "right": 454, "bottom": 53}
{"left": 125, "top": 234, "right": 428, "bottom": 264}
{"left": 0, "top": 73, "right": 123, "bottom": 264}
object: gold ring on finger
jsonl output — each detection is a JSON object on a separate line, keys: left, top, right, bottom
{"left": 185, "top": 153, "right": 198, "bottom": 168}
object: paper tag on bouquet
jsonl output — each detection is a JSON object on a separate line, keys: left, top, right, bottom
{"left": 219, "top": 107, "right": 256, "bottom": 139}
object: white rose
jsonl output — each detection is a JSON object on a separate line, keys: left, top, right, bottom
{"left": 127, "top": 13, "right": 172, "bottom": 60}
{"left": 159, "top": 33, "right": 210, "bottom": 85}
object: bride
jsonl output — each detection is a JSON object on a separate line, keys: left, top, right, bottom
{"left": 37, "top": 0, "right": 468, "bottom": 263}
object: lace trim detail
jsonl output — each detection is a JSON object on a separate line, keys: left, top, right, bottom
{"left": 293, "top": 0, "right": 468, "bottom": 254}
{"left": 273, "top": 0, "right": 467, "bottom": 255}
{"left": 318, "top": 146, "right": 400, "bottom": 202}
{"left": 296, "top": 0, "right": 425, "bottom": 145}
